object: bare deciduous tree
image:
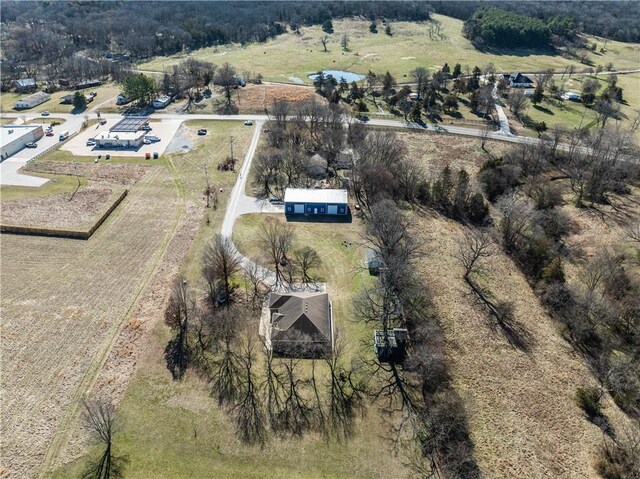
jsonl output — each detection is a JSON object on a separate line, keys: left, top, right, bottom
{"left": 259, "top": 220, "right": 294, "bottom": 287}
{"left": 203, "top": 235, "right": 241, "bottom": 304}
{"left": 164, "top": 278, "right": 196, "bottom": 380}
{"left": 294, "top": 246, "right": 322, "bottom": 284}
{"left": 82, "top": 400, "right": 127, "bottom": 479}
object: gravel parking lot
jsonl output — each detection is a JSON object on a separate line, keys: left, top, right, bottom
{"left": 61, "top": 118, "right": 182, "bottom": 157}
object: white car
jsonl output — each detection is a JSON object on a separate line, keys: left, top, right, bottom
{"left": 243, "top": 120, "right": 253, "bottom": 126}
{"left": 86, "top": 140, "right": 96, "bottom": 146}
{"left": 41, "top": 111, "right": 50, "bottom": 116}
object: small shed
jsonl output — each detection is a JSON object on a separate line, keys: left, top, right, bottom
{"left": 14, "top": 91, "right": 51, "bottom": 110}
{"left": 374, "top": 329, "right": 408, "bottom": 363}
{"left": 365, "top": 248, "right": 383, "bottom": 275}
{"left": 284, "top": 188, "right": 348, "bottom": 216}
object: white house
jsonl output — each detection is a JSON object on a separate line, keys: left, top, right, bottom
{"left": 151, "top": 95, "right": 173, "bottom": 109}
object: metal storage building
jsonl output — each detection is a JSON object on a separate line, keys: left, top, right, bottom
{"left": 14, "top": 91, "right": 51, "bottom": 110}
{"left": 284, "top": 188, "right": 348, "bottom": 216}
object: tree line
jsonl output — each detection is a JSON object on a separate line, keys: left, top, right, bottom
{"left": 432, "top": 1, "right": 640, "bottom": 43}
{"left": 0, "top": 1, "right": 429, "bottom": 86}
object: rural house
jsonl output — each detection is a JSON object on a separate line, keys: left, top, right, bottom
{"left": 15, "top": 78, "right": 37, "bottom": 93}
{"left": 502, "top": 72, "right": 534, "bottom": 88}
{"left": 284, "top": 188, "right": 348, "bottom": 217}
{"left": 263, "top": 292, "right": 334, "bottom": 358}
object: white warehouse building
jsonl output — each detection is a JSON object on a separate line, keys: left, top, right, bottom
{"left": 0, "top": 125, "right": 44, "bottom": 161}
{"left": 14, "top": 91, "right": 51, "bottom": 110}
{"left": 284, "top": 188, "right": 349, "bottom": 216}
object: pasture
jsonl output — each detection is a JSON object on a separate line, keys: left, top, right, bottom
{"left": 139, "top": 15, "right": 640, "bottom": 83}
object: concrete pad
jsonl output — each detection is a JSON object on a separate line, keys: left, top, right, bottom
{"left": 61, "top": 118, "right": 182, "bottom": 158}
{"left": 0, "top": 159, "right": 49, "bottom": 187}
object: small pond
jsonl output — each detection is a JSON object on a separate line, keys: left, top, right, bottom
{"left": 308, "top": 70, "right": 365, "bottom": 83}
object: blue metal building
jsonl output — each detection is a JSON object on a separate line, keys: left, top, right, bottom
{"left": 284, "top": 188, "right": 348, "bottom": 216}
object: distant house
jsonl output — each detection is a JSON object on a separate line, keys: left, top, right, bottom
{"left": 151, "top": 95, "right": 173, "bottom": 109}
{"left": 365, "top": 248, "right": 383, "bottom": 275}
{"left": 307, "top": 153, "right": 328, "bottom": 178}
{"left": 374, "top": 328, "right": 408, "bottom": 363}
{"left": 502, "top": 72, "right": 534, "bottom": 88}
{"left": 284, "top": 188, "right": 348, "bottom": 217}
{"left": 60, "top": 94, "right": 75, "bottom": 105}
{"left": 562, "top": 91, "right": 582, "bottom": 102}
{"left": 334, "top": 149, "right": 354, "bottom": 170}
{"left": 15, "top": 78, "right": 36, "bottom": 93}
{"left": 14, "top": 91, "right": 51, "bottom": 110}
{"left": 74, "top": 79, "right": 102, "bottom": 90}
{"left": 264, "top": 292, "right": 334, "bottom": 358}
{"left": 116, "top": 94, "right": 130, "bottom": 105}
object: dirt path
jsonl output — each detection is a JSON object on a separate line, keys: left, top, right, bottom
{"left": 0, "top": 165, "right": 181, "bottom": 478}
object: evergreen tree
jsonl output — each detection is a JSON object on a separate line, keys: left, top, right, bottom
{"left": 531, "top": 83, "right": 544, "bottom": 105}
{"left": 73, "top": 91, "right": 87, "bottom": 111}
{"left": 322, "top": 19, "right": 334, "bottom": 34}
{"left": 452, "top": 63, "right": 462, "bottom": 79}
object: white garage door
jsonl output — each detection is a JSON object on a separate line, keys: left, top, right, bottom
{"left": 294, "top": 204, "right": 304, "bottom": 214}
{"left": 327, "top": 205, "right": 338, "bottom": 215}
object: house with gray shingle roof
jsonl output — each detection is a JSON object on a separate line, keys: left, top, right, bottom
{"left": 265, "top": 292, "right": 333, "bottom": 358}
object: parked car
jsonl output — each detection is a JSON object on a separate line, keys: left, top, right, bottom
{"left": 142, "top": 124, "right": 152, "bottom": 131}
{"left": 197, "top": 128, "right": 207, "bottom": 135}
{"left": 86, "top": 140, "right": 96, "bottom": 146}
{"left": 45, "top": 131, "right": 54, "bottom": 137}
{"left": 41, "top": 111, "right": 50, "bottom": 116}
{"left": 243, "top": 120, "right": 253, "bottom": 126}
{"left": 25, "top": 142, "right": 37, "bottom": 148}
{"left": 145, "top": 135, "right": 160, "bottom": 142}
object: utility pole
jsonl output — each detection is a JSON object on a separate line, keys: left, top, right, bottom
{"left": 229, "top": 136, "right": 235, "bottom": 160}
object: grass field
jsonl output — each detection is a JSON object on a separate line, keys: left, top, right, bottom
{"left": 139, "top": 15, "right": 640, "bottom": 83}
{"left": 48, "top": 126, "right": 413, "bottom": 478}
{"left": 396, "top": 130, "right": 638, "bottom": 477}
{"left": 0, "top": 83, "right": 121, "bottom": 114}
{"left": 0, "top": 120, "right": 257, "bottom": 479}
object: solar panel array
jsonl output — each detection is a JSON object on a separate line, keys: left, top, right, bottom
{"left": 110, "top": 116, "right": 149, "bottom": 132}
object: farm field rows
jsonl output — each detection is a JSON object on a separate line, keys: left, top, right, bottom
{"left": 0, "top": 120, "right": 255, "bottom": 479}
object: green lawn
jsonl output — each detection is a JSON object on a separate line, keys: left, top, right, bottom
{"left": 0, "top": 83, "right": 121, "bottom": 114}
{"left": 139, "top": 15, "right": 640, "bottom": 83}
{"left": 50, "top": 195, "right": 409, "bottom": 479}
{"left": 0, "top": 173, "right": 87, "bottom": 201}
{"left": 520, "top": 73, "right": 640, "bottom": 142}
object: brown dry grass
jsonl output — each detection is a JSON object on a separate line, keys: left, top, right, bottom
{"left": 403, "top": 134, "right": 639, "bottom": 477}
{"left": 207, "top": 83, "right": 324, "bottom": 113}
{"left": 23, "top": 161, "right": 148, "bottom": 185}
{"left": 0, "top": 185, "right": 124, "bottom": 230}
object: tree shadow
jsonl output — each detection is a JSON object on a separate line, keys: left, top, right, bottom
{"left": 533, "top": 104, "right": 554, "bottom": 115}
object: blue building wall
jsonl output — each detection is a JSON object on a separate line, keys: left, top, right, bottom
{"left": 285, "top": 201, "right": 347, "bottom": 215}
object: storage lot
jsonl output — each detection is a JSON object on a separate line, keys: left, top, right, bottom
{"left": 61, "top": 118, "right": 182, "bottom": 157}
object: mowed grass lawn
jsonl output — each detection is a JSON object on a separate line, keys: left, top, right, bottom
{"left": 139, "top": 15, "right": 640, "bottom": 83}
{"left": 51, "top": 210, "right": 411, "bottom": 479}
{"left": 521, "top": 73, "right": 640, "bottom": 142}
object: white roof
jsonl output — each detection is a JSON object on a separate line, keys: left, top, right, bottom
{"left": 284, "top": 188, "right": 348, "bottom": 204}
{"left": 0, "top": 125, "right": 40, "bottom": 145}
{"left": 95, "top": 129, "right": 146, "bottom": 141}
